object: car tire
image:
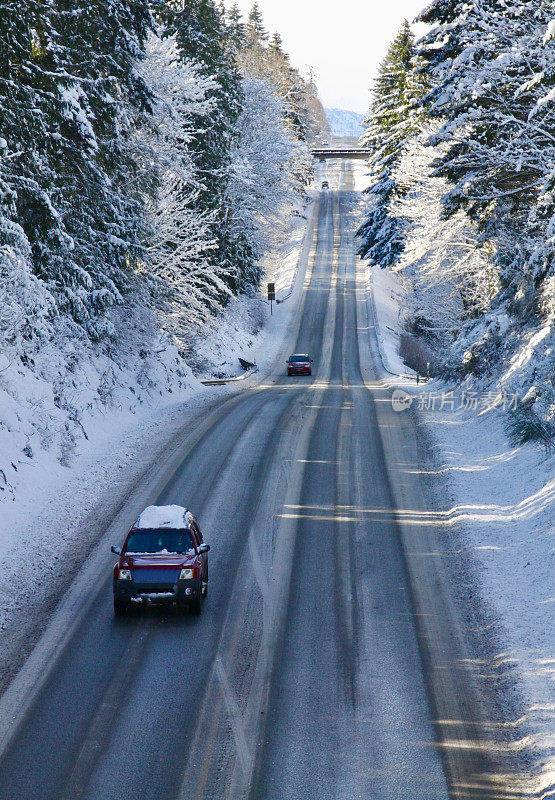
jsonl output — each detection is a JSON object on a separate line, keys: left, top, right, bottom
{"left": 114, "top": 597, "right": 128, "bottom": 617}
{"left": 190, "top": 592, "right": 202, "bottom": 615}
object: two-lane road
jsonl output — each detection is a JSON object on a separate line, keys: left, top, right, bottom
{"left": 0, "top": 158, "right": 500, "bottom": 800}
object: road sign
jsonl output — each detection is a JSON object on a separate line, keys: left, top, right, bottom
{"left": 267, "top": 282, "right": 275, "bottom": 315}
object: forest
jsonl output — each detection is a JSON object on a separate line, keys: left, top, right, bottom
{"left": 357, "top": 0, "right": 555, "bottom": 444}
{"left": 0, "top": 0, "right": 326, "bottom": 358}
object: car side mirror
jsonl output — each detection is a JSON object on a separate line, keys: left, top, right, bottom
{"left": 310, "top": 359, "right": 313, "bottom": 363}
{"left": 111, "top": 545, "right": 121, "bottom": 555}
{"left": 198, "top": 543, "right": 210, "bottom": 554}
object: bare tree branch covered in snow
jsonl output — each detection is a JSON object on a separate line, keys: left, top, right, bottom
{"left": 139, "top": 32, "right": 232, "bottom": 337}
{"left": 226, "top": 76, "right": 299, "bottom": 262}
{"left": 138, "top": 33, "right": 305, "bottom": 338}
{"left": 391, "top": 128, "right": 499, "bottom": 344}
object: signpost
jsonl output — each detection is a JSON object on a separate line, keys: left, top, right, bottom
{"left": 267, "top": 282, "right": 275, "bottom": 315}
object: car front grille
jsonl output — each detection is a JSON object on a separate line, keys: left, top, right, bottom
{"left": 132, "top": 568, "right": 180, "bottom": 584}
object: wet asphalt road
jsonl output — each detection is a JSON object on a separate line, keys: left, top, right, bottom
{"left": 0, "top": 159, "right": 453, "bottom": 800}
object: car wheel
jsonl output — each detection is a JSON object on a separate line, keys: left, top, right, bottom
{"left": 190, "top": 592, "right": 202, "bottom": 615}
{"left": 114, "top": 597, "right": 128, "bottom": 617}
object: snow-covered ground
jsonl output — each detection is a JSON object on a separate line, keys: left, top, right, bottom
{"left": 368, "top": 260, "right": 416, "bottom": 378}
{"left": 420, "top": 396, "right": 554, "bottom": 797}
{"left": 367, "top": 235, "right": 554, "bottom": 797}
{"left": 0, "top": 196, "right": 315, "bottom": 685}
{"left": 192, "top": 200, "right": 313, "bottom": 379}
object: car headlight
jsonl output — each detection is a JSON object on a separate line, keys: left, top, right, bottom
{"left": 180, "top": 568, "right": 194, "bottom": 580}
{"left": 119, "top": 569, "right": 132, "bottom": 580}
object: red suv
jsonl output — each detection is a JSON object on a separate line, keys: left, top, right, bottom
{"left": 286, "top": 354, "right": 313, "bottom": 376}
{"left": 111, "top": 505, "right": 209, "bottom": 616}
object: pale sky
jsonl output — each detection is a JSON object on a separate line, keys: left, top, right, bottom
{"left": 224, "top": 0, "right": 428, "bottom": 114}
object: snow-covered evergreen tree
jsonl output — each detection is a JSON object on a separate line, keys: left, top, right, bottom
{"left": 0, "top": 0, "right": 153, "bottom": 339}
{"left": 357, "top": 21, "right": 428, "bottom": 264}
{"left": 417, "top": 1, "right": 555, "bottom": 288}
{"left": 227, "top": 3, "right": 245, "bottom": 49}
{"left": 416, "top": 0, "right": 555, "bottom": 401}
{"left": 246, "top": 3, "right": 269, "bottom": 46}
{"left": 53, "top": 0, "right": 153, "bottom": 335}
{"left": 154, "top": 0, "right": 251, "bottom": 293}
{"left": 269, "top": 33, "right": 284, "bottom": 54}
{"left": 0, "top": 171, "right": 57, "bottom": 351}
{"left": 0, "top": 2, "right": 89, "bottom": 328}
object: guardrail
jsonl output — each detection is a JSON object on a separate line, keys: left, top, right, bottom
{"left": 200, "top": 366, "right": 259, "bottom": 386}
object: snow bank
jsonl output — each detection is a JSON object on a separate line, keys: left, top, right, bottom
{"left": 370, "top": 261, "right": 415, "bottom": 377}
{"left": 420, "top": 402, "right": 554, "bottom": 797}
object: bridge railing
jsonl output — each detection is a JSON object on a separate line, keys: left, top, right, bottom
{"left": 311, "top": 148, "right": 371, "bottom": 159}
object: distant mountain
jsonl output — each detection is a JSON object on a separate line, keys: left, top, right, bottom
{"left": 325, "top": 108, "right": 365, "bottom": 137}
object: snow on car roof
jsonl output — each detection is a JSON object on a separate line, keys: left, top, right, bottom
{"left": 134, "top": 505, "right": 193, "bottom": 530}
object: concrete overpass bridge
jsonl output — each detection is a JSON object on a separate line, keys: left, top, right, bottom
{"left": 311, "top": 147, "right": 371, "bottom": 159}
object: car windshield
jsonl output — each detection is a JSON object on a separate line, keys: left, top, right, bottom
{"left": 289, "top": 356, "right": 309, "bottom": 363}
{"left": 124, "top": 529, "right": 195, "bottom": 554}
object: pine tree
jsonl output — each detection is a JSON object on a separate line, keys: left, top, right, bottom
{"left": 237, "top": 7, "right": 328, "bottom": 144}
{"left": 51, "top": 0, "right": 153, "bottom": 334}
{"left": 246, "top": 3, "right": 268, "bottom": 47}
{"left": 357, "top": 21, "right": 428, "bottom": 264}
{"left": 269, "top": 32, "right": 283, "bottom": 53}
{"left": 417, "top": 0, "right": 555, "bottom": 316}
{"left": 0, "top": 3, "right": 71, "bottom": 282}
{"left": 2, "top": 3, "right": 110, "bottom": 335}
{"left": 528, "top": 23, "right": 555, "bottom": 302}
{"left": 0, "top": 0, "right": 156, "bottom": 338}
{"left": 155, "top": 0, "right": 250, "bottom": 293}
{"left": 227, "top": 3, "right": 245, "bottom": 49}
